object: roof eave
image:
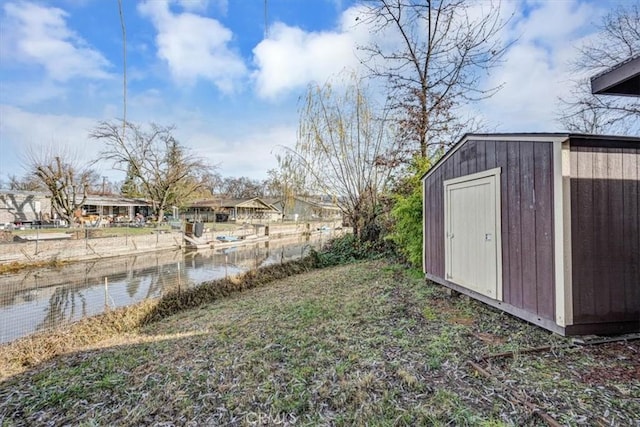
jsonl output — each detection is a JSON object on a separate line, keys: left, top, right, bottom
{"left": 590, "top": 56, "right": 640, "bottom": 97}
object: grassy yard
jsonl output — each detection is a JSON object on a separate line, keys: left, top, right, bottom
{"left": 0, "top": 260, "right": 638, "bottom": 426}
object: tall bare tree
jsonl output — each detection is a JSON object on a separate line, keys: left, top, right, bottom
{"left": 25, "top": 147, "right": 94, "bottom": 224}
{"left": 265, "top": 151, "right": 309, "bottom": 217}
{"left": 219, "top": 176, "right": 266, "bottom": 198}
{"left": 8, "top": 174, "right": 45, "bottom": 192}
{"left": 91, "top": 121, "right": 215, "bottom": 220}
{"left": 292, "top": 75, "right": 396, "bottom": 238}
{"left": 558, "top": 4, "right": 640, "bottom": 134}
{"left": 357, "top": 0, "right": 509, "bottom": 158}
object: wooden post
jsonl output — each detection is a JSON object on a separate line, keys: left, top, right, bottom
{"left": 104, "top": 277, "right": 109, "bottom": 310}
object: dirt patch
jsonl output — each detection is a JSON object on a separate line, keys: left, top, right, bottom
{"left": 0, "top": 231, "right": 13, "bottom": 243}
{"left": 579, "top": 342, "right": 640, "bottom": 385}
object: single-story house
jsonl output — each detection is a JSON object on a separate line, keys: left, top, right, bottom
{"left": 184, "top": 197, "right": 281, "bottom": 222}
{"left": 422, "top": 133, "right": 639, "bottom": 336}
{"left": 81, "top": 195, "right": 153, "bottom": 222}
{"left": 0, "top": 190, "right": 52, "bottom": 225}
{"left": 269, "top": 196, "right": 342, "bottom": 222}
{"left": 0, "top": 190, "right": 154, "bottom": 227}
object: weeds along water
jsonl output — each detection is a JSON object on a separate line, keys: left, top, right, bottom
{"left": 0, "top": 235, "right": 329, "bottom": 345}
{"left": 1, "top": 257, "right": 637, "bottom": 426}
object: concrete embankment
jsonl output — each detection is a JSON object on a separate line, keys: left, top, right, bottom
{"left": 0, "top": 222, "right": 342, "bottom": 265}
{"left": 0, "top": 231, "right": 182, "bottom": 264}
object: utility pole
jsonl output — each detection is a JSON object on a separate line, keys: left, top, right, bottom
{"left": 264, "top": 0, "right": 268, "bottom": 38}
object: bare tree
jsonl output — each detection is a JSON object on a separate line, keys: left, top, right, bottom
{"left": 356, "top": 0, "right": 509, "bottom": 159}
{"left": 265, "top": 151, "right": 309, "bottom": 217}
{"left": 219, "top": 176, "right": 266, "bottom": 199}
{"left": 91, "top": 121, "right": 215, "bottom": 220}
{"left": 8, "top": 174, "right": 45, "bottom": 192}
{"left": 558, "top": 4, "right": 640, "bottom": 134}
{"left": 25, "top": 147, "right": 94, "bottom": 224}
{"left": 291, "top": 75, "right": 396, "bottom": 238}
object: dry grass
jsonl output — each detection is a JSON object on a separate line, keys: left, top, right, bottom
{"left": 0, "top": 260, "right": 638, "bottom": 426}
{"left": 0, "top": 259, "right": 67, "bottom": 275}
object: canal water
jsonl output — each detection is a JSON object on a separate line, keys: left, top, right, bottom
{"left": 0, "top": 234, "right": 330, "bottom": 344}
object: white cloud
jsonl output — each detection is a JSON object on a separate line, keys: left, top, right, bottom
{"left": 252, "top": 22, "right": 362, "bottom": 99}
{"left": 0, "top": 105, "right": 102, "bottom": 179}
{"left": 138, "top": 0, "right": 246, "bottom": 92}
{"left": 195, "top": 125, "right": 297, "bottom": 178}
{"left": 0, "top": 1, "right": 111, "bottom": 81}
{"left": 474, "top": 0, "right": 604, "bottom": 131}
{"left": 176, "top": 0, "right": 209, "bottom": 12}
{"left": 515, "top": 0, "right": 596, "bottom": 46}
{"left": 175, "top": 0, "right": 228, "bottom": 15}
{"left": 0, "top": 80, "right": 66, "bottom": 107}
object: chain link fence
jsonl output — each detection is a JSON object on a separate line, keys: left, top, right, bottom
{"left": 0, "top": 228, "right": 341, "bottom": 344}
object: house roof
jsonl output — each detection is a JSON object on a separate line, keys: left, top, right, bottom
{"left": 296, "top": 196, "right": 342, "bottom": 212}
{"left": 83, "top": 195, "right": 150, "bottom": 207}
{"left": 421, "top": 132, "right": 640, "bottom": 181}
{"left": 0, "top": 189, "right": 50, "bottom": 198}
{"left": 189, "top": 197, "right": 278, "bottom": 211}
{"left": 590, "top": 56, "right": 640, "bottom": 97}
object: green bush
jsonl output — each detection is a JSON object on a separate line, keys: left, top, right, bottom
{"left": 390, "top": 189, "right": 423, "bottom": 267}
{"left": 310, "top": 234, "right": 383, "bottom": 268}
{"left": 388, "top": 156, "right": 433, "bottom": 267}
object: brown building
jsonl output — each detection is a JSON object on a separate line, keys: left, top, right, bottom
{"left": 184, "top": 198, "right": 280, "bottom": 223}
{"left": 422, "top": 133, "right": 639, "bottom": 336}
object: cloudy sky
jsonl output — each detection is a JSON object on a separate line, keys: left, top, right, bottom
{"left": 0, "top": 0, "right": 623, "bottom": 185}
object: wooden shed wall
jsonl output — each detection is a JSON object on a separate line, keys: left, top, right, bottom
{"left": 424, "top": 139, "right": 556, "bottom": 321}
{"left": 569, "top": 138, "right": 640, "bottom": 327}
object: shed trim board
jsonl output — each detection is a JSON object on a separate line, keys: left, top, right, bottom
{"left": 426, "top": 273, "right": 565, "bottom": 335}
{"left": 553, "top": 139, "right": 573, "bottom": 327}
{"left": 422, "top": 133, "right": 640, "bottom": 336}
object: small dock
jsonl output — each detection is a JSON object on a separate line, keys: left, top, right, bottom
{"left": 17, "top": 233, "right": 72, "bottom": 241}
{"left": 183, "top": 235, "right": 210, "bottom": 249}
{"left": 183, "top": 234, "right": 269, "bottom": 250}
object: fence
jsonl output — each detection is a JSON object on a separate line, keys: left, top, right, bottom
{"left": 0, "top": 226, "right": 343, "bottom": 345}
{"left": 0, "top": 227, "right": 183, "bottom": 264}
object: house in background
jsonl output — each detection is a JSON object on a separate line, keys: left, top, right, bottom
{"left": 0, "top": 190, "right": 155, "bottom": 227}
{"left": 184, "top": 198, "right": 281, "bottom": 223}
{"left": 422, "top": 133, "right": 639, "bottom": 336}
{"left": 81, "top": 195, "right": 152, "bottom": 222}
{"left": 270, "top": 196, "right": 342, "bottom": 222}
{"left": 0, "top": 190, "right": 52, "bottom": 225}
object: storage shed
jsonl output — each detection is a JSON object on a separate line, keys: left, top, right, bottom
{"left": 422, "top": 133, "right": 639, "bottom": 336}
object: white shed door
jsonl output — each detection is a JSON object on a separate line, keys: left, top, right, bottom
{"left": 445, "top": 169, "right": 501, "bottom": 299}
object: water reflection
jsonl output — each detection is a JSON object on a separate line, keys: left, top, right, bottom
{"left": 0, "top": 235, "right": 326, "bottom": 344}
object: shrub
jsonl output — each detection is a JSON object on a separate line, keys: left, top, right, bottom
{"left": 388, "top": 156, "right": 433, "bottom": 267}
{"left": 310, "top": 234, "right": 384, "bottom": 268}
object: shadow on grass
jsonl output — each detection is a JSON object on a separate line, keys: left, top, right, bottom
{"left": 0, "top": 257, "right": 318, "bottom": 380}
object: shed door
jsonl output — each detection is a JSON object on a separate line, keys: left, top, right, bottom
{"left": 445, "top": 168, "right": 501, "bottom": 299}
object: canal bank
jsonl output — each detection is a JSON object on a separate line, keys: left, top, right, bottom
{"left": 0, "top": 222, "right": 342, "bottom": 265}
{"left": 0, "top": 233, "right": 338, "bottom": 344}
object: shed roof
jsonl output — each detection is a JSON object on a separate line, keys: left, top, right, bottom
{"left": 590, "top": 56, "right": 640, "bottom": 97}
{"left": 421, "top": 132, "right": 640, "bottom": 181}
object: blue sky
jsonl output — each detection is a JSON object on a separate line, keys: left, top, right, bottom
{"left": 0, "top": 0, "right": 623, "bottom": 185}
